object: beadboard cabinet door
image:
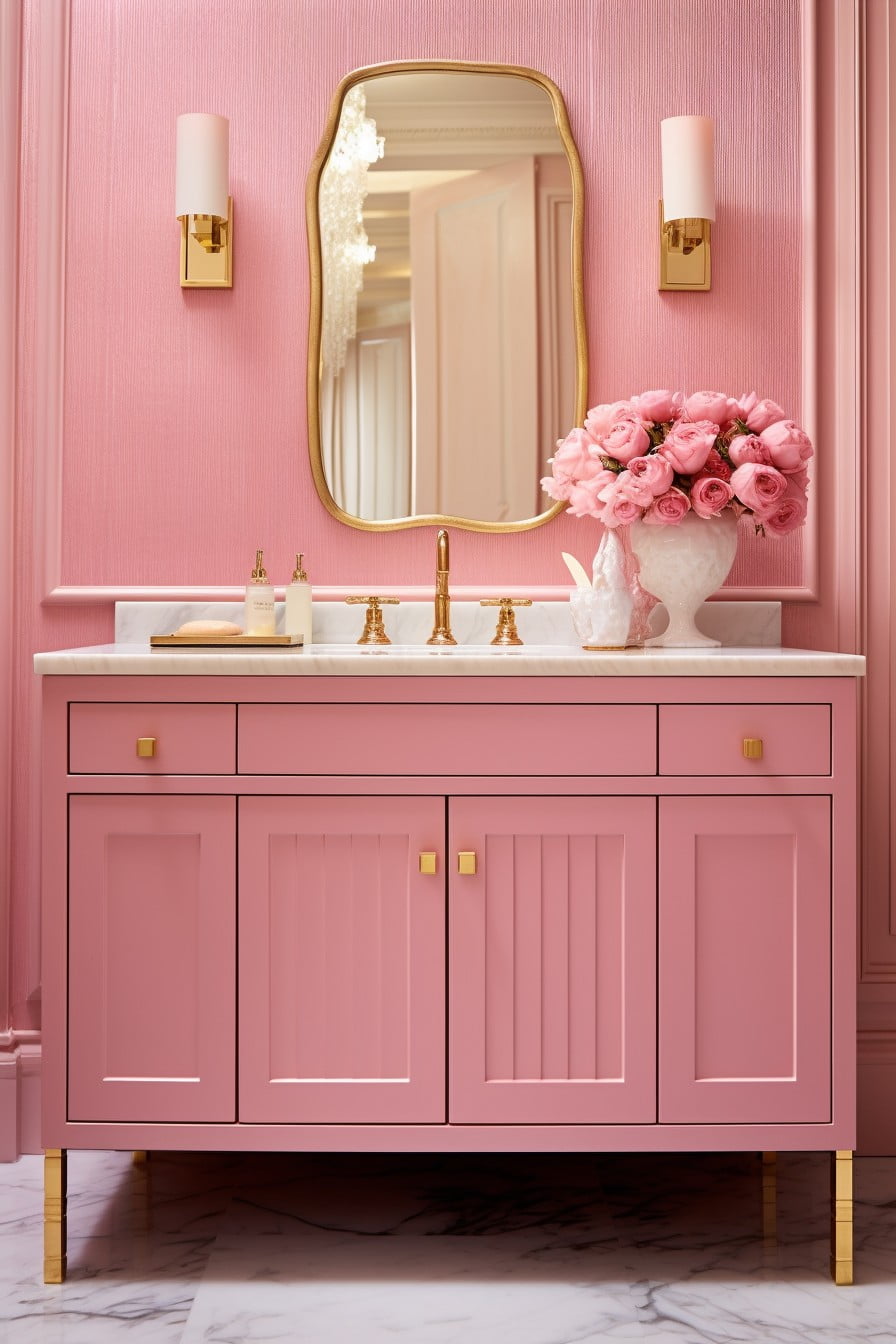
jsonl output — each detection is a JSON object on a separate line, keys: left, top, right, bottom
{"left": 659, "top": 795, "right": 832, "bottom": 1124}
{"left": 67, "top": 795, "right": 236, "bottom": 1123}
{"left": 238, "top": 796, "right": 445, "bottom": 1124}
{"left": 448, "top": 796, "right": 657, "bottom": 1124}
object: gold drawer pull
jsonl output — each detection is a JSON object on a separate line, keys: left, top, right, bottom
{"left": 418, "top": 852, "right": 437, "bottom": 875}
{"left": 457, "top": 851, "right": 477, "bottom": 876}
{"left": 742, "top": 737, "right": 763, "bottom": 760}
{"left": 136, "top": 737, "right": 157, "bottom": 758}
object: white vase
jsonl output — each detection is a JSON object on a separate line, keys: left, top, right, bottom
{"left": 629, "top": 510, "right": 738, "bottom": 648}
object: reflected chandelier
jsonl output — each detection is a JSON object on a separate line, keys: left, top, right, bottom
{"left": 320, "top": 85, "right": 384, "bottom": 373}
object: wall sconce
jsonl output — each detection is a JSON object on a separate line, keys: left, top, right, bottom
{"left": 175, "top": 113, "right": 233, "bottom": 288}
{"left": 659, "top": 115, "right": 714, "bottom": 292}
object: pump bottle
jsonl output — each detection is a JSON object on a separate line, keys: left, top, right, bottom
{"left": 245, "top": 550, "right": 275, "bottom": 635}
{"left": 284, "top": 553, "right": 312, "bottom": 643}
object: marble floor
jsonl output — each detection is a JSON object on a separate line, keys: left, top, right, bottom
{"left": 1, "top": 1149, "right": 895, "bottom": 1343}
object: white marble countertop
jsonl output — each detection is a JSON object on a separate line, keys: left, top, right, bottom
{"left": 33, "top": 643, "right": 866, "bottom": 677}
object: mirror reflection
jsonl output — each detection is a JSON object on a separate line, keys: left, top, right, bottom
{"left": 310, "top": 66, "right": 585, "bottom": 529}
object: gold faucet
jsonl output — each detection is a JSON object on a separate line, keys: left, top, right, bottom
{"left": 427, "top": 528, "right": 456, "bottom": 645}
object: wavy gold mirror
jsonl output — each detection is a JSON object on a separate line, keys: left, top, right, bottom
{"left": 306, "top": 61, "right": 587, "bottom": 532}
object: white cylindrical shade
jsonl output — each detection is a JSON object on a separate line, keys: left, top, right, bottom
{"left": 661, "top": 115, "right": 715, "bottom": 223}
{"left": 175, "top": 113, "right": 229, "bottom": 219}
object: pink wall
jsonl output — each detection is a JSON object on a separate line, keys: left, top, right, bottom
{"left": 6, "top": 0, "right": 886, "bottom": 1153}
{"left": 56, "top": 0, "right": 804, "bottom": 595}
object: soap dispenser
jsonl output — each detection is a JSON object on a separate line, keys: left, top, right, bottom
{"left": 285, "top": 552, "right": 312, "bottom": 643}
{"left": 245, "top": 550, "right": 275, "bottom": 635}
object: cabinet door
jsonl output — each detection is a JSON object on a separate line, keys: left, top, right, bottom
{"left": 239, "top": 796, "right": 445, "bottom": 1123}
{"left": 659, "top": 795, "right": 831, "bottom": 1123}
{"left": 68, "top": 795, "right": 236, "bottom": 1122}
{"left": 449, "top": 796, "right": 656, "bottom": 1124}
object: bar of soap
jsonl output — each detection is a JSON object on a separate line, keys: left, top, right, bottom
{"left": 173, "top": 620, "right": 243, "bottom": 636}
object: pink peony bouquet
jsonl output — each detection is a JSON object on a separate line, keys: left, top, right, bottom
{"left": 541, "top": 390, "right": 813, "bottom": 535}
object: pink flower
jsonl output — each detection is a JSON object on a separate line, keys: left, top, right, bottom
{"left": 642, "top": 487, "right": 691, "bottom": 525}
{"left": 759, "top": 491, "right": 808, "bottom": 535}
{"left": 584, "top": 400, "right": 632, "bottom": 439}
{"left": 565, "top": 471, "right": 618, "bottom": 518}
{"left": 541, "top": 474, "right": 570, "bottom": 501}
{"left": 598, "top": 480, "right": 644, "bottom": 528}
{"left": 728, "top": 434, "right": 773, "bottom": 468}
{"left": 659, "top": 420, "right": 718, "bottom": 475}
{"left": 730, "top": 461, "right": 788, "bottom": 512}
{"left": 683, "top": 391, "right": 736, "bottom": 427}
{"left": 629, "top": 389, "right": 683, "bottom": 423}
{"left": 626, "top": 454, "right": 674, "bottom": 497}
{"left": 614, "top": 469, "right": 655, "bottom": 508}
{"left": 696, "top": 448, "right": 732, "bottom": 481}
{"left": 599, "top": 414, "right": 651, "bottom": 465}
{"left": 549, "top": 427, "right": 599, "bottom": 483}
{"left": 759, "top": 420, "right": 814, "bottom": 473}
{"left": 737, "top": 393, "right": 787, "bottom": 433}
{"left": 690, "top": 475, "right": 735, "bottom": 518}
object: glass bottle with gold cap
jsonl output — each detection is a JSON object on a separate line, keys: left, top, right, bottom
{"left": 284, "top": 552, "right": 312, "bottom": 644}
{"left": 245, "top": 550, "right": 275, "bottom": 635}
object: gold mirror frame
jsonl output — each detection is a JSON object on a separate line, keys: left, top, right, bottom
{"left": 305, "top": 60, "right": 588, "bottom": 533}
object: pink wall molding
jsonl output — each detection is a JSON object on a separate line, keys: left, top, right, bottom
{"left": 0, "top": 0, "right": 23, "bottom": 1123}
{"left": 28, "top": 0, "right": 819, "bottom": 607}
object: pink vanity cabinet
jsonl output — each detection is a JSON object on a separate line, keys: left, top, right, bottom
{"left": 39, "top": 671, "right": 858, "bottom": 1282}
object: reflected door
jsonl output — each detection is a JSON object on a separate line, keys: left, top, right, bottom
{"left": 411, "top": 159, "right": 539, "bottom": 520}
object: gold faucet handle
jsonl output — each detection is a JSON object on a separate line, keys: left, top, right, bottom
{"left": 344, "top": 595, "right": 400, "bottom": 646}
{"left": 479, "top": 597, "right": 532, "bottom": 647}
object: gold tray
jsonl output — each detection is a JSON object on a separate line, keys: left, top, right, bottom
{"left": 150, "top": 634, "right": 303, "bottom": 648}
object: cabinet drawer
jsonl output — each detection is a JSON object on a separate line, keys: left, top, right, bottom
{"left": 238, "top": 703, "right": 657, "bottom": 775}
{"left": 659, "top": 704, "right": 831, "bottom": 776}
{"left": 69, "top": 703, "right": 236, "bottom": 774}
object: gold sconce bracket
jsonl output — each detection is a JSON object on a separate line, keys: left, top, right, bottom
{"left": 479, "top": 597, "right": 532, "bottom": 646}
{"left": 658, "top": 201, "right": 711, "bottom": 291}
{"left": 179, "top": 197, "right": 233, "bottom": 288}
{"left": 345, "top": 595, "right": 400, "bottom": 645}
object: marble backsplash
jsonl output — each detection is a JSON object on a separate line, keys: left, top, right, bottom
{"left": 115, "top": 600, "right": 782, "bottom": 648}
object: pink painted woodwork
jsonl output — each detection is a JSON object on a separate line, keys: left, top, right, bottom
{"left": 13, "top": 0, "right": 883, "bottom": 1159}
{"left": 69, "top": 702, "right": 236, "bottom": 774}
{"left": 659, "top": 704, "right": 831, "bottom": 776}
{"left": 41, "top": 672, "right": 857, "bottom": 1159}
{"left": 659, "top": 795, "right": 832, "bottom": 1124}
{"left": 237, "top": 703, "right": 657, "bottom": 777}
{"left": 448, "top": 796, "right": 656, "bottom": 1123}
{"left": 238, "top": 795, "right": 445, "bottom": 1123}
{"left": 67, "top": 794, "right": 236, "bottom": 1123}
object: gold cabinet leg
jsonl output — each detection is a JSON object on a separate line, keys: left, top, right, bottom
{"left": 44, "top": 1148, "right": 67, "bottom": 1284}
{"left": 761, "top": 1151, "right": 777, "bottom": 1245}
{"left": 132, "top": 1150, "right": 149, "bottom": 1164}
{"left": 831, "top": 1149, "right": 853, "bottom": 1285}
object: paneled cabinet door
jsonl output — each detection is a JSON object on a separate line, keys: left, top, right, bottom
{"left": 67, "top": 795, "right": 236, "bottom": 1123}
{"left": 448, "top": 796, "right": 657, "bottom": 1124}
{"left": 659, "top": 795, "right": 831, "bottom": 1123}
{"left": 238, "top": 796, "right": 445, "bottom": 1123}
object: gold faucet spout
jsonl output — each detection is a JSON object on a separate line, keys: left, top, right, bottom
{"left": 427, "top": 528, "right": 457, "bottom": 645}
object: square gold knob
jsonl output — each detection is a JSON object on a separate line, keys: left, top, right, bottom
{"left": 742, "top": 738, "right": 763, "bottom": 760}
{"left": 457, "top": 851, "right": 477, "bottom": 876}
{"left": 418, "top": 852, "right": 437, "bottom": 875}
{"left": 136, "top": 737, "right": 156, "bottom": 758}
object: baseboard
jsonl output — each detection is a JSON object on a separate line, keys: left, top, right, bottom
{"left": 0, "top": 1036, "right": 42, "bottom": 1160}
{"left": 858, "top": 1031, "right": 896, "bottom": 1154}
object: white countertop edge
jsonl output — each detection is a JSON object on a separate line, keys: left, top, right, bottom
{"left": 33, "top": 644, "right": 867, "bottom": 677}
